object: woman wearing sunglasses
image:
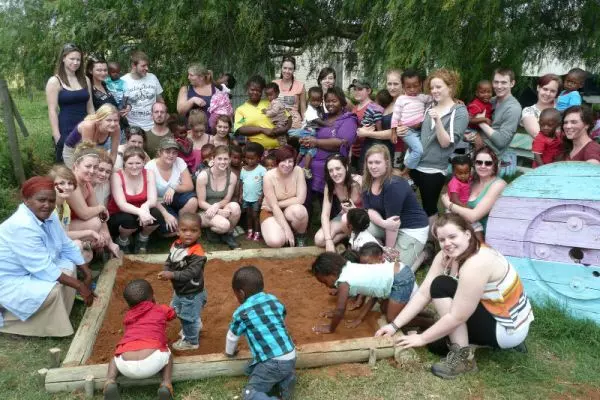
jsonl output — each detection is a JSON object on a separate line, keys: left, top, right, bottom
{"left": 441, "top": 147, "right": 507, "bottom": 241}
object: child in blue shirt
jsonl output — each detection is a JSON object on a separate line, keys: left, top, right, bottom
{"left": 106, "top": 62, "right": 127, "bottom": 109}
{"left": 239, "top": 142, "right": 267, "bottom": 241}
{"left": 556, "top": 68, "right": 586, "bottom": 112}
{"left": 225, "top": 266, "right": 296, "bottom": 400}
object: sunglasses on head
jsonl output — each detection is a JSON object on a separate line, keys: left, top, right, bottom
{"left": 63, "top": 43, "right": 79, "bottom": 52}
{"left": 475, "top": 160, "right": 494, "bottom": 167}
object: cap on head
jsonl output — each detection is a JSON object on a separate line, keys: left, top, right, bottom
{"left": 158, "top": 138, "right": 181, "bottom": 151}
{"left": 353, "top": 79, "right": 371, "bottom": 90}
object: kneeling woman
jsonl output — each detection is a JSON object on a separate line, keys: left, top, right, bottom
{"left": 108, "top": 147, "right": 164, "bottom": 254}
{"left": 0, "top": 177, "right": 95, "bottom": 337}
{"left": 376, "top": 214, "right": 534, "bottom": 379}
{"left": 261, "top": 145, "right": 309, "bottom": 248}
{"left": 314, "top": 154, "right": 362, "bottom": 251}
{"left": 196, "top": 145, "right": 241, "bottom": 249}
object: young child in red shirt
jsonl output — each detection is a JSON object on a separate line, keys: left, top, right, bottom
{"left": 467, "top": 80, "right": 493, "bottom": 130}
{"left": 532, "top": 108, "right": 562, "bottom": 168}
{"left": 169, "top": 115, "right": 197, "bottom": 173}
{"left": 103, "top": 279, "right": 175, "bottom": 400}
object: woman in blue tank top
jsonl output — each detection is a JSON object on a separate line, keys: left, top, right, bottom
{"left": 46, "top": 43, "right": 94, "bottom": 162}
{"left": 177, "top": 63, "right": 217, "bottom": 124}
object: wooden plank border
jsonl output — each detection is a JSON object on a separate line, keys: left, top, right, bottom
{"left": 46, "top": 336, "right": 395, "bottom": 392}
{"left": 61, "top": 257, "right": 122, "bottom": 367}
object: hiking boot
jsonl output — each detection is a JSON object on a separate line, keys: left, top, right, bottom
{"left": 296, "top": 233, "right": 307, "bottom": 247}
{"left": 221, "top": 232, "right": 239, "bottom": 249}
{"left": 512, "top": 341, "right": 528, "bottom": 353}
{"left": 116, "top": 236, "right": 131, "bottom": 254}
{"left": 134, "top": 234, "right": 149, "bottom": 254}
{"left": 431, "top": 344, "right": 478, "bottom": 379}
{"left": 172, "top": 338, "right": 199, "bottom": 351}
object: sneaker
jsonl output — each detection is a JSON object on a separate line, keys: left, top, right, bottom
{"left": 431, "top": 344, "right": 478, "bottom": 379}
{"left": 205, "top": 229, "right": 221, "bottom": 244}
{"left": 134, "top": 234, "right": 149, "bottom": 254}
{"left": 246, "top": 229, "right": 254, "bottom": 240}
{"left": 303, "top": 168, "right": 313, "bottom": 179}
{"left": 296, "top": 233, "right": 307, "bottom": 247}
{"left": 172, "top": 338, "right": 199, "bottom": 351}
{"left": 252, "top": 231, "right": 261, "bottom": 242}
{"left": 221, "top": 233, "right": 239, "bottom": 249}
{"left": 512, "top": 341, "right": 528, "bottom": 353}
{"left": 233, "top": 225, "right": 245, "bottom": 237}
{"left": 116, "top": 236, "right": 130, "bottom": 254}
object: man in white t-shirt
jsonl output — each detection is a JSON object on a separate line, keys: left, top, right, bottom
{"left": 122, "top": 50, "right": 164, "bottom": 131}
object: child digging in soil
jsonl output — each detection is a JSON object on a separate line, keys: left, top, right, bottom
{"left": 225, "top": 265, "right": 297, "bottom": 400}
{"left": 158, "top": 212, "right": 208, "bottom": 351}
{"left": 311, "top": 251, "right": 415, "bottom": 333}
{"left": 103, "top": 279, "right": 175, "bottom": 400}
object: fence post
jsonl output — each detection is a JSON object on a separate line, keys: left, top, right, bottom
{"left": 0, "top": 79, "right": 26, "bottom": 184}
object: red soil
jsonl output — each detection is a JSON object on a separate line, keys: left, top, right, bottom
{"left": 87, "top": 256, "right": 381, "bottom": 364}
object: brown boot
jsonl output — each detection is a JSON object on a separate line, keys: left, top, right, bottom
{"left": 431, "top": 343, "right": 478, "bottom": 379}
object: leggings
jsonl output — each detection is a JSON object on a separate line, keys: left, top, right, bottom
{"left": 108, "top": 207, "right": 164, "bottom": 236}
{"left": 410, "top": 169, "right": 446, "bottom": 217}
{"left": 430, "top": 275, "right": 499, "bottom": 348}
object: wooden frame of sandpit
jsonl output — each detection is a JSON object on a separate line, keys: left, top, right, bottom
{"left": 44, "top": 246, "right": 412, "bottom": 394}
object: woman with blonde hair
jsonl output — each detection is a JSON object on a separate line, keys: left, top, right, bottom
{"left": 177, "top": 63, "right": 219, "bottom": 122}
{"left": 46, "top": 43, "right": 94, "bottom": 162}
{"left": 67, "top": 142, "right": 120, "bottom": 258}
{"left": 62, "top": 103, "right": 120, "bottom": 167}
{"left": 362, "top": 144, "right": 429, "bottom": 268}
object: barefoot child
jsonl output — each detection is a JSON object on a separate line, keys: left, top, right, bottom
{"left": 532, "top": 108, "right": 563, "bottom": 168}
{"left": 240, "top": 142, "right": 266, "bottom": 241}
{"left": 311, "top": 252, "right": 415, "bottom": 333}
{"left": 103, "top": 279, "right": 175, "bottom": 400}
{"left": 226, "top": 266, "right": 296, "bottom": 400}
{"left": 158, "top": 213, "right": 207, "bottom": 351}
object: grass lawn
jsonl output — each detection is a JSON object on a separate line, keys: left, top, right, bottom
{"left": 1, "top": 92, "right": 600, "bottom": 399}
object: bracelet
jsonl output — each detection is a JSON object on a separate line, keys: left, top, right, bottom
{"left": 389, "top": 322, "right": 400, "bottom": 333}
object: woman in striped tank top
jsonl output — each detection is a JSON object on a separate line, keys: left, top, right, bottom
{"left": 375, "top": 213, "right": 533, "bottom": 379}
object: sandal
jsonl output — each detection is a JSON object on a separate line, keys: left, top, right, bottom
{"left": 157, "top": 383, "right": 174, "bottom": 400}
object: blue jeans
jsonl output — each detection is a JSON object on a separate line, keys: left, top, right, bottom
{"left": 389, "top": 266, "right": 415, "bottom": 303}
{"left": 171, "top": 290, "right": 207, "bottom": 345}
{"left": 159, "top": 191, "right": 197, "bottom": 234}
{"left": 243, "top": 356, "right": 297, "bottom": 400}
{"left": 288, "top": 128, "right": 317, "bottom": 157}
{"left": 402, "top": 128, "right": 423, "bottom": 169}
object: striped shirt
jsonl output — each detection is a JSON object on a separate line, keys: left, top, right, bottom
{"left": 229, "top": 292, "right": 295, "bottom": 364}
{"left": 480, "top": 258, "right": 534, "bottom": 332}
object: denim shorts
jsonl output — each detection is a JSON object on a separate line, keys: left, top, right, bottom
{"left": 389, "top": 266, "right": 415, "bottom": 303}
{"left": 242, "top": 200, "right": 261, "bottom": 212}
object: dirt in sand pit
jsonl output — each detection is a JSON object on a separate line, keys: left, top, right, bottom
{"left": 87, "top": 256, "right": 381, "bottom": 363}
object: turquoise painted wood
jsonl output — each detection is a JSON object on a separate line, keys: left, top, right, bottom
{"left": 487, "top": 162, "right": 600, "bottom": 324}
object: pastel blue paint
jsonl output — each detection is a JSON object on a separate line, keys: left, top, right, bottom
{"left": 487, "top": 163, "right": 600, "bottom": 324}
{"left": 502, "top": 162, "right": 600, "bottom": 201}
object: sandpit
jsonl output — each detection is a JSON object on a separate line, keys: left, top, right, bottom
{"left": 88, "top": 256, "right": 381, "bottom": 363}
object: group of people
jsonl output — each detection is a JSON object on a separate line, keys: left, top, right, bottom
{"left": 1, "top": 42, "right": 599, "bottom": 399}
